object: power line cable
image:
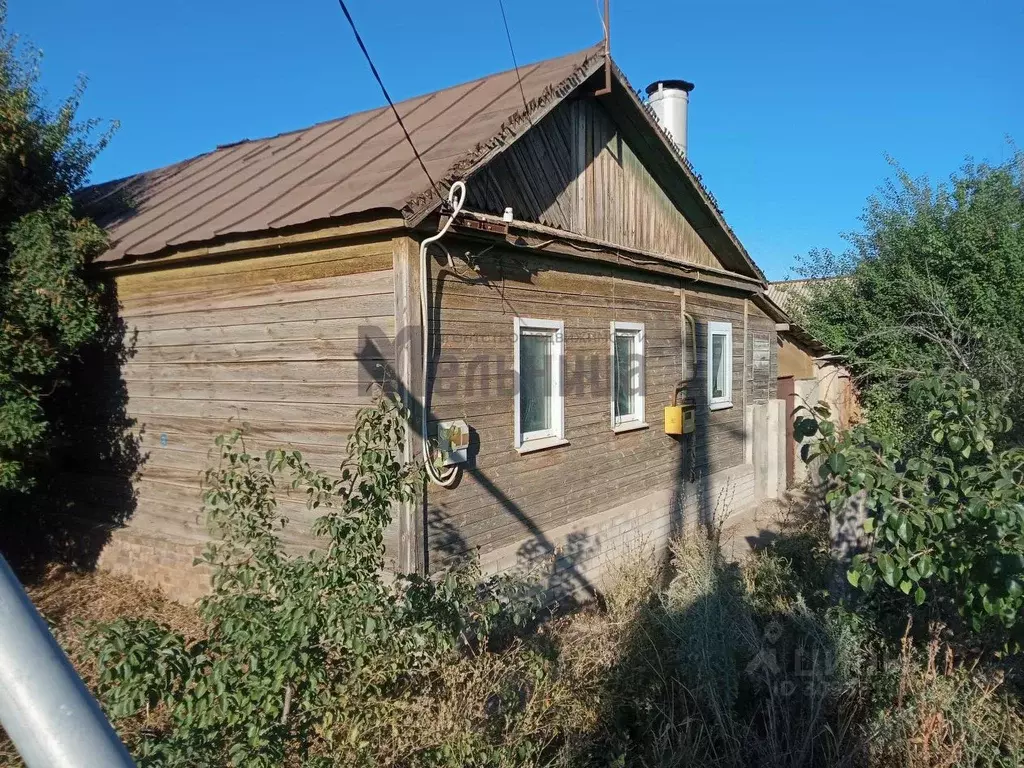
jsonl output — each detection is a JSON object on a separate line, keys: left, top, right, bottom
{"left": 336, "top": 0, "right": 441, "bottom": 200}
{"left": 496, "top": 0, "right": 530, "bottom": 117}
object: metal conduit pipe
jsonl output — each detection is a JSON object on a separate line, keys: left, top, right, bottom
{"left": 0, "top": 553, "right": 136, "bottom": 768}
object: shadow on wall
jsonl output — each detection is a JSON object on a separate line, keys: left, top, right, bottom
{"left": 354, "top": 252, "right": 600, "bottom": 604}
{"left": 425, "top": 251, "right": 600, "bottom": 603}
{"left": 670, "top": 317, "right": 718, "bottom": 538}
{"left": 3, "top": 280, "right": 144, "bottom": 581}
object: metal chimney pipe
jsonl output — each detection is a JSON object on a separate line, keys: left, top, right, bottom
{"left": 645, "top": 79, "right": 695, "bottom": 157}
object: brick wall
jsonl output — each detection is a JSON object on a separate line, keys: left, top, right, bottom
{"left": 97, "top": 529, "right": 212, "bottom": 604}
{"left": 479, "top": 463, "right": 757, "bottom": 604}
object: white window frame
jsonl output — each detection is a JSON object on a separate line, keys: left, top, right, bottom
{"left": 609, "top": 321, "right": 647, "bottom": 432}
{"left": 707, "top": 321, "right": 734, "bottom": 410}
{"left": 513, "top": 317, "right": 565, "bottom": 452}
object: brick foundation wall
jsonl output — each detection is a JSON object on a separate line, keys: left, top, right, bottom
{"left": 97, "top": 529, "right": 212, "bottom": 604}
{"left": 479, "top": 462, "right": 758, "bottom": 603}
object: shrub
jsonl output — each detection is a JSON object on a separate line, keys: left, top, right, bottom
{"left": 798, "top": 373, "right": 1024, "bottom": 647}
{"left": 73, "top": 475, "right": 1024, "bottom": 767}
{"left": 869, "top": 623, "right": 1024, "bottom": 768}
{"left": 794, "top": 153, "right": 1024, "bottom": 447}
{"left": 83, "top": 392, "right": 541, "bottom": 767}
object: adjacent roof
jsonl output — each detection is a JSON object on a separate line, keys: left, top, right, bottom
{"left": 767, "top": 276, "right": 848, "bottom": 314}
{"left": 766, "top": 278, "right": 849, "bottom": 357}
{"left": 80, "top": 42, "right": 765, "bottom": 283}
{"left": 82, "top": 44, "right": 603, "bottom": 264}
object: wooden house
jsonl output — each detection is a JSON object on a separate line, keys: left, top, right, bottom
{"left": 78, "top": 44, "right": 790, "bottom": 601}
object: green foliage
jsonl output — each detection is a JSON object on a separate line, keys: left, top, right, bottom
{"left": 798, "top": 373, "right": 1024, "bottom": 645}
{"left": 84, "top": 393, "right": 541, "bottom": 767}
{"left": 794, "top": 152, "right": 1024, "bottom": 445}
{"left": 0, "top": 2, "right": 113, "bottom": 489}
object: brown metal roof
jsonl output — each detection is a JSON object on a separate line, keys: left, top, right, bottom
{"left": 82, "top": 44, "right": 605, "bottom": 264}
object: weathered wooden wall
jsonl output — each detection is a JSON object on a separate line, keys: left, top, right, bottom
{"left": 746, "top": 303, "right": 779, "bottom": 403}
{"left": 466, "top": 97, "right": 726, "bottom": 271}
{"left": 682, "top": 290, "right": 749, "bottom": 475}
{"left": 108, "top": 238, "right": 399, "bottom": 562}
{"left": 422, "top": 241, "right": 764, "bottom": 570}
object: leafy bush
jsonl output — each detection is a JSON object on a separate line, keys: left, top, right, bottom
{"left": 798, "top": 373, "right": 1024, "bottom": 645}
{"left": 67, "top": 477, "right": 1024, "bottom": 767}
{"left": 84, "top": 393, "right": 540, "bottom": 767}
{"left": 0, "top": 3, "right": 113, "bottom": 491}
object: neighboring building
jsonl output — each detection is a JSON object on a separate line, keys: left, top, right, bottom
{"left": 76, "top": 44, "right": 790, "bottom": 601}
{"left": 768, "top": 279, "right": 860, "bottom": 487}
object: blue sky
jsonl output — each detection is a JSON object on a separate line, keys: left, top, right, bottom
{"left": 10, "top": 0, "right": 1022, "bottom": 280}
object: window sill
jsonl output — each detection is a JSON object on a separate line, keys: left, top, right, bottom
{"left": 516, "top": 436, "right": 569, "bottom": 455}
{"left": 709, "top": 401, "right": 734, "bottom": 412}
{"left": 612, "top": 421, "right": 649, "bottom": 434}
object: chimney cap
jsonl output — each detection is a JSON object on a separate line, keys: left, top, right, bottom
{"left": 645, "top": 79, "right": 695, "bottom": 96}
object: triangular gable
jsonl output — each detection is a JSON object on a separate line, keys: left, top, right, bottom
{"left": 421, "top": 60, "right": 764, "bottom": 282}
{"left": 464, "top": 96, "right": 728, "bottom": 272}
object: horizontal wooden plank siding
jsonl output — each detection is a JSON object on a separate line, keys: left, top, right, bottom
{"left": 104, "top": 237, "right": 399, "bottom": 564}
{"left": 746, "top": 302, "right": 778, "bottom": 404}
{"left": 424, "top": 242, "right": 760, "bottom": 566}
{"left": 466, "top": 97, "right": 726, "bottom": 271}
{"left": 681, "top": 290, "right": 748, "bottom": 475}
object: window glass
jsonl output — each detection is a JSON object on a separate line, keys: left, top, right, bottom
{"left": 711, "top": 333, "right": 726, "bottom": 399}
{"left": 614, "top": 332, "right": 636, "bottom": 420}
{"left": 611, "top": 323, "right": 644, "bottom": 428}
{"left": 520, "top": 331, "right": 553, "bottom": 435}
{"left": 707, "top": 321, "right": 733, "bottom": 409}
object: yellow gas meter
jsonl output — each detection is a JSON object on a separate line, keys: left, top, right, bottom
{"left": 664, "top": 384, "right": 696, "bottom": 435}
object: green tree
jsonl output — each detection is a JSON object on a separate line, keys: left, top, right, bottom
{"left": 0, "top": 2, "right": 113, "bottom": 490}
{"left": 793, "top": 152, "right": 1024, "bottom": 445}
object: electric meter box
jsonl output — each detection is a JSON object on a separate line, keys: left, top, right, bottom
{"left": 437, "top": 419, "right": 470, "bottom": 465}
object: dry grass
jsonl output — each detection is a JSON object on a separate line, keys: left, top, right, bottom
{"left": 26, "top": 565, "right": 201, "bottom": 637}
{"left": 868, "top": 620, "right": 1024, "bottom": 768}
{"left": 5, "top": 536, "right": 1024, "bottom": 767}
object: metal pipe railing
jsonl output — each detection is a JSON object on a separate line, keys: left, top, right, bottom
{"left": 0, "top": 553, "right": 135, "bottom": 767}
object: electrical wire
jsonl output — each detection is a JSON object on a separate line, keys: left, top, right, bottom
{"left": 497, "top": 0, "right": 530, "bottom": 117}
{"left": 336, "top": 0, "right": 441, "bottom": 200}
{"left": 420, "top": 181, "right": 469, "bottom": 487}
